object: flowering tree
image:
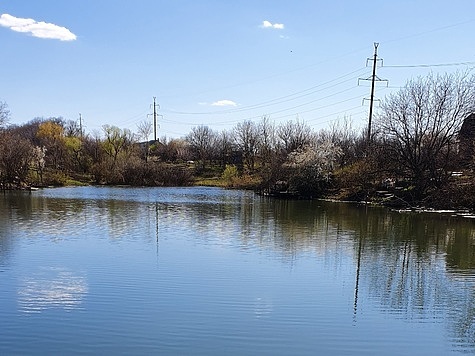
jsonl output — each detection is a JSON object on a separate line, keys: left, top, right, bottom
{"left": 32, "top": 146, "right": 46, "bottom": 184}
{"left": 0, "top": 100, "right": 9, "bottom": 128}
{"left": 285, "top": 139, "right": 342, "bottom": 197}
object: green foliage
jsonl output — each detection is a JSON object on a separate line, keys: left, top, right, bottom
{"left": 334, "top": 159, "right": 377, "bottom": 200}
{"left": 44, "top": 171, "right": 68, "bottom": 186}
{"left": 222, "top": 164, "right": 239, "bottom": 187}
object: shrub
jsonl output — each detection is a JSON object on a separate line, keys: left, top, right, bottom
{"left": 222, "top": 164, "right": 239, "bottom": 187}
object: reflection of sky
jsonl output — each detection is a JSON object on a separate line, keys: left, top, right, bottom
{"left": 18, "top": 267, "right": 88, "bottom": 313}
{"left": 254, "top": 297, "right": 273, "bottom": 319}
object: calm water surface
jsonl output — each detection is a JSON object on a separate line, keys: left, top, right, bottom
{"left": 1, "top": 186, "right": 475, "bottom": 355}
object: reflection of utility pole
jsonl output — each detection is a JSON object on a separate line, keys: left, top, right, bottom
{"left": 353, "top": 234, "right": 363, "bottom": 322}
{"left": 155, "top": 202, "right": 159, "bottom": 262}
{"left": 359, "top": 43, "right": 388, "bottom": 142}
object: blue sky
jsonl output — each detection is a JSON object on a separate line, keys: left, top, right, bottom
{"left": 1, "top": 0, "right": 475, "bottom": 139}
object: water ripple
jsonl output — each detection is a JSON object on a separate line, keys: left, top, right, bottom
{"left": 17, "top": 267, "right": 88, "bottom": 313}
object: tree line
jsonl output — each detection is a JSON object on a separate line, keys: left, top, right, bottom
{"left": 1, "top": 71, "right": 474, "bottom": 210}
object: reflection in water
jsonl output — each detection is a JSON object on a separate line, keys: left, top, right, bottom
{"left": 2, "top": 187, "right": 475, "bottom": 353}
{"left": 253, "top": 297, "right": 273, "bottom": 319}
{"left": 18, "top": 267, "right": 88, "bottom": 313}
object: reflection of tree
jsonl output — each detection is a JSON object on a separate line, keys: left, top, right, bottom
{"left": 319, "top": 204, "right": 475, "bottom": 352}
{"left": 238, "top": 198, "right": 475, "bottom": 351}
{"left": 3, "top": 186, "right": 475, "bottom": 351}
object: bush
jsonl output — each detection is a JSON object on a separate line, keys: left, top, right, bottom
{"left": 334, "top": 159, "right": 376, "bottom": 200}
{"left": 155, "top": 163, "right": 193, "bottom": 186}
{"left": 43, "top": 171, "right": 68, "bottom": 186}
{"left": 424, "top": 179, "right": 475, "bottom": 210}
{"left": 222, "top": 164, "right": 239, "bottom": 187}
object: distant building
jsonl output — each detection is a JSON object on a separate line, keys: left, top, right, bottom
{"left": 458, "top": 113, "right": 475, "bottom": 169}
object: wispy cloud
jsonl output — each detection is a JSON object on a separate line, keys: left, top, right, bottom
{"left": 211, "top": 100, "right": 237, "bottom": 107}
{"left": 0, "top": 13, "right": 76, "bottom": 41}
{"left": 260, "top": 20, "right": 284, "bottom": 30}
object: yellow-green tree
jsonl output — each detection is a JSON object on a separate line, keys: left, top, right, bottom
{"left": 37, "top": 121, "right": 66, "bottom": 169}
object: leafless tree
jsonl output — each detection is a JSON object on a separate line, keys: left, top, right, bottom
{"left": 258, "top": 116, "right": 277, "bottom": 164}
{"left": 234, "top": 120, "right": 259, "bottom": 173}
{"left": 376, "top": 71, "right": 475, "bottom": 198}
{"left": 137, "top": 120, "right": 153, "bottom": 142}
{"left": 319, "top": 117, "right": 365, "bottom": 167}
{"left": 215, "top": 129, "right": 235, "bottom": 167}
{"left": 277, "top": 119, "right": 312, "bottom": 154}
{"left": 0, "top": 130, "right": 32, "bottom": 187}
{"left": 186, "top": 125, "right": 217, "bottom": 169}
{"left": 137, "top": 120, "right": 153, "bottom": 161}
{"left": 64, "top": 119, "right": 82, "bottom": 137}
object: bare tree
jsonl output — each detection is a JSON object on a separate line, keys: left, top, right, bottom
{"left": 64, "top": 119, "right": 82, "bottom": 137}
{"left": 376, "top": 71, "right": 475, "bottom": 198}
{"left": 186, "top": 125, "right": 217, "bottom": 169}
{"left": 216, "top": 129, "right": 235, "bottom": 168}
{"left": 137, "top": 120, "right": 153, "bottom": 142}
{"left": 277, "top": 119, "right": 312, "bottom": 154}
{"left": 234, "top": 120, "right": 259, "bottom": 173}
{"left": 137, "top": 120, "right": 153, "bottom": 162}
{"left": 258, "top": 116, "right": 277, "bottom": 164}
{"left": 0, "top": 130, "right": 33, "bottom": 188}
{"left": 319, "top": 117, "right": 365, "bottom": 167}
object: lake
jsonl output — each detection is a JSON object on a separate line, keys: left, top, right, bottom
{"left": 1, "top": 186, "right": 475, "bottom": 355}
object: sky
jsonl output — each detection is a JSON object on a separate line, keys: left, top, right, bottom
{"left": 1, "top": 0, "right": 475, "bottom": 139}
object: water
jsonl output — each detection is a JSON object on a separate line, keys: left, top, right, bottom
{"left": 1, "top": 186, "right": 475, "bottom": 355}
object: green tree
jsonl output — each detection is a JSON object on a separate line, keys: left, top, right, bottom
{"left": 222, "top": 164, "right": 239, "bottom": 187}
{"left": 37, "top": 120, "right": 66, "bottom": 169}
{"left": 102, "top": 124, "right": 135, "bottom": 166}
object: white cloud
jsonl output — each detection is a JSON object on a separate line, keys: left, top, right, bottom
{"left": 0, "top": 13, "right": 76, "bottom": 41}
{"left": 211, "top": 100, "right": 237, "bottom": 107}
{"left": 260, "top": 20, "right": 284, "bottom": 30}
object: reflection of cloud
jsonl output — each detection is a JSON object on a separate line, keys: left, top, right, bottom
{"left": 18, "top": 267, "right": 88, "bottom": 313}
{"left": 254, "top": 297, "right": 273, "bottom": 318}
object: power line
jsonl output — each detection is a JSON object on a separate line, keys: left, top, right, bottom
{"left": 383, "top": 61, "right": 475, "bottom": 68}
{"left": 162, "top": 67, "right": 369, "bottom": 116}
{"left": 381, "top": 18, "right": 475, "bottom": 47}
